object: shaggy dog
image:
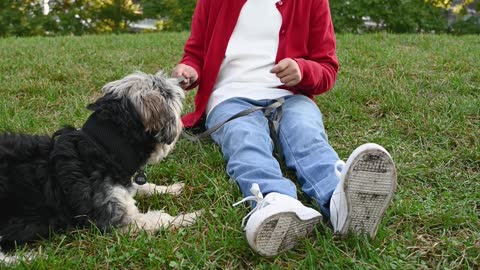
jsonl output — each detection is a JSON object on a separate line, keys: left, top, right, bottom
{"left": 0, "top": 72, "right": 200, "bottom": 259}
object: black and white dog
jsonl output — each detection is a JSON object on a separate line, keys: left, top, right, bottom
{"left": 0, "top": 72, "right": 200, "bottom": 259}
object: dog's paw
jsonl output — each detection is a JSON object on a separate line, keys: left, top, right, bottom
{"left": 172, "top": 209, "right": 204, "bottom": 227}
{"left": 161, "top": 182, "right": 184, "bottom": 196}
{"left": 132, "top": 210, "right": 171, "bottom": 232}
{"left": 134, "top": 182, "right": 184, "bottom": 197}
{"left": 0, "top": 250, "right": 37, "bottom": 265}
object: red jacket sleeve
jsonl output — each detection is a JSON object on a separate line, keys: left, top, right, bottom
{"left": 294, "top": 0, "right": 338, "bottom": 95}
{"left": 179, "top": 0, "right": 209, "bottom": 90}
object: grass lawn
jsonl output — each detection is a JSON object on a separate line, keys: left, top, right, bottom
{"left": 0, "top": 32, "right": 478, "bottom": 269}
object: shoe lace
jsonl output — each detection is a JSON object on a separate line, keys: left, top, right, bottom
{"left": 332, "top": 159, "right": 346, "bottom": 231}
{"left": 232, "top": 183, "right": 265, "bottom": 229}
{"left": 335, "top": 159, "right": 346, "bottom": 179}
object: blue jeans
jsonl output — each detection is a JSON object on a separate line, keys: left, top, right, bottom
{"left": 205, "top": 95, "right": 340, "bottom": 216}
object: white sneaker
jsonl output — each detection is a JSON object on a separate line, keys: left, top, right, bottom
{"left": 330, "top": 143, "right": 397, "bottom": 238}
{"left": 234, "top": 184, "right": 322, "bottom": 257}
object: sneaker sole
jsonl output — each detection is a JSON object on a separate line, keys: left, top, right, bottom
{"left": 342, "top": 146, "right": 397, "bottom": 238}
{"left": 254, "top": 212, "right": 320, "bottom": 257}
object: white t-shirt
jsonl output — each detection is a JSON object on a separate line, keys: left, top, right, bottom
{"left": 206, "top": 0, "right": 293, "bottom": 115}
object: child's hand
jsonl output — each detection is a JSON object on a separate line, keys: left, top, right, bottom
{"left": 270, "top": 58, "right": 302, "bottom": 87}
{"left": 172, "top": 64, "right": 198, "bottom": 89}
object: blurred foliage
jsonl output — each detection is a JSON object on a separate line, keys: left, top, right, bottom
{"left": 0, "top": 0, "right": 478, "bottom": 37}
{"left": 141, "top": 0, "right": 196, "bottom": 31}
{"left": 141, "top": 0, "right": 479, "bottom": 34}
{"left": 0, "top": 0, "right": 142, "bottom": 37}
{"left": 330, "top": 0, "right": 448, "bottom": 33}
{"left": 430, "top": 0, "right": 475, "bottom": 9}
{"left": 0, "top": 0, "right": 49, "bottom": 36}
{"left": 48, "top": 0, "right": 142, "bottom": 35}
{"left": 450, "top": 15, "right": 480, "bottom": 33}
{"left": 99, "top": 0, "right": 142, "bottom": 33}
{"left": 47, "top": 0, "right": 105, "bottom": 35}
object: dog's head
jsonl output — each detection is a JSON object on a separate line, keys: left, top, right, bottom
{"left": 90, "top": 71, "right": 185, "bottom": 164}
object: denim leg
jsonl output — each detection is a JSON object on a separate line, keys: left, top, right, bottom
{"left": 206, "top": 97, "right": 298, "bottom": 199}
{"left": 278, "top": 95, "right": 340, "bottom": 216}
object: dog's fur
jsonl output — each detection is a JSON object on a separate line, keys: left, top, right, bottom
{"left": 0, "top": 72, "right": 200, "bottom": 257}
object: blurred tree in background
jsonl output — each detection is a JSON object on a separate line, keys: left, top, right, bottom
{"left": 99, "top": 0, "right": 142, "bottom": 33}
{"left": 438, "top": 0, "right": 480, "bottom": 34}
{"left": 47, "top": 0, "right": 142, "bottom": 35}
{"left": 140, "top": 0, "right": 479, "bottom": 33}
{"left": 0, "top": 0, "right": 142, "bottom": 37}
{"left": 141, "top": 0, "right": 196, "bottom": 31}
{"left": 330, "top": 0, "right": 448, "bottom": 33}
{"left": 330, "top": 0, "right": 479, "bottom": 33}
{"left": 0, "top": 0, "right": 478, "bottom": 37}
{"left": 46, "top": 0, "right": 105, "bottom": 35}
{"left": 0, "top": 0, "right": 51, "bottom": 37}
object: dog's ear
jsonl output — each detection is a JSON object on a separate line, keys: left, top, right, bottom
{"left": 87, "top": 94, "right": 114, "bottom": 111}
{"left": 154, "top": 112, "right": 178, "bottom": 145}
{"left": 139, "top": 93, "right": 179, "bottom": 145}
{"left": 86, "top": 102, "right": 98, "bottom": 111}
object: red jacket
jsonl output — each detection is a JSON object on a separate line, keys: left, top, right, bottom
{"left": 180, "top": 0, "right": 338, "bottom": 128}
